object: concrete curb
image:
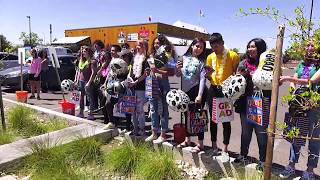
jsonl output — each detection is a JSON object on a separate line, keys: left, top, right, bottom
{"left": 3, "top": 98, "right": 105, "bottom": 127}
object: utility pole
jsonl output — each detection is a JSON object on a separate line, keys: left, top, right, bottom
{"left": 26, "top": 16, "right": 31, "bottom": 46}
{"left": 50, "top": 24, "right": 52, "bottom": 44}
{"left": 308, "top": 0, "right": 314, "bottom": 38}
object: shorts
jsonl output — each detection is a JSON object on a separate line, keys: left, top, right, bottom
{"left": 28, "top": 74, "right": 40, "bottom": 81}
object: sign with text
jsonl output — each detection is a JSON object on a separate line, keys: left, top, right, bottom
{"left": 246, "top": 96, "right": 263, "bottom": 126}
{"left": 127, "top": 33, "right": 138, "bottom": 41}
{"left": 119, "top": 95, "right": 136, "bottom": 114}
{"left": 212, "top": 97, "right": 234, "bottom": 123}
{"left": 70, "top": 90, "right": 80, "bottom": 105}
{"left": 187, "top": 104, "right": 208, "bottom": 134}
{"left": 139, "top": 30, "right": 149, "bottom": 39}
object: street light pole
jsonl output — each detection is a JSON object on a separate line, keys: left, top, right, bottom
{"left": 26, "top": 16, "right": 31, "bottom": 46}
{"left": 307, "top": 0, "right": 314, "bottom": 38}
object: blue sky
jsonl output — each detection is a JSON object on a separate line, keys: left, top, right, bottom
{"left": 0, "top": 0, "right": 319, "bottom": 52}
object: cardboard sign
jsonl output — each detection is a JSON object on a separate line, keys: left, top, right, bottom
{"left": 212, "top": 97, "right": 234, "bottom": 123}
{"left": 187, "top": 108, "right": 208, "bottom": 134}
{"left": 113, "top": 103, "right": 126, "bottom": 118}
{"left": 48, "top": 46, "right": 60, "bottom": 68}
{"left": 119, "top": 95, "right": 136, "bottom": 114}
{"left": 246, "top": 96, "right": 263, "bottom": 126}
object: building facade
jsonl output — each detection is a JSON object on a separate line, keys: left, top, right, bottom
{"left": 65, "top": 22, "right": 210, "bottom": 51}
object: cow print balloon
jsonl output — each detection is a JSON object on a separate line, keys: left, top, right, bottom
{"left": 166, "top": 89, "right": 190, "bottom": 112}
{"left": 61, "top": 79, "right": 74, "bottom": 92}
{"left": 221, "top": 74, "right": 247, "bottom": 101}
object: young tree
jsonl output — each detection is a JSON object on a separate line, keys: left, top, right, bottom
{"left": 239, "top": 5, "right": 320, "bottom": 60}
{"left": 19, "top": 32, "right": 43, "bottom": 47}
{"left": 0, "top": 35, "right": 12, "bottom": 52}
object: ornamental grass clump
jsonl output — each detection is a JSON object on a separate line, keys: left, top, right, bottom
{"left": 7, "top": 105, "right": 68, "bottom": 137}
{"left": 7, "top": 105, "right": 45, "bottom": 136}
{"left": 0, "top": 130, "right": 16, "bottom": 145}
{"left": 66, "top": 137, "right": 103, "bottom": 165}
{"left": 137, "top": 149, "right": 182, "bottom": 180}
{"left": 105, "top": 141, "right": 149, "bottom": 177}
{"left": 21, "top": 139, "right": 81, "bottom": 180}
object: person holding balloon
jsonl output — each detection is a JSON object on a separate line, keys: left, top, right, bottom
{"left": 175, "top": 37, "right": 208, "bottom": 153}
{"left": 205, "top": 33, "right": 240, "bottom": 158}
{"left": 233, "top": 38, "right": 269, "bottom": 171}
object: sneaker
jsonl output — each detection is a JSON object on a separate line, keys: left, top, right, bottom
{"left": 84, "top": 106, "right": 89, "bottom": 112}
{"left": 301, "top": 171, "right": 315, "bottom": 180}
{"left": 76, "top": 113, "right": 84, "bottom": 118}
{"left": 233, "top": 155, "right": 248, "bottom": 164}
{"left": 87, "top": 114, "right": 95, "bottom": 120}
{"left": 37, "top": 96, "right": 41, "bottom": 100}
{"left": 103, "top": 122, "right": 115, "bottom": 130}
{"left": 279, "top": 165, "right": 295, "bottom": 178}
{"left": 256, "top": 161, "right": 264, "bottom": 171}
{"left": 145, "top": 134, "right": 158, "bottom": 142}
{"left": 153, "top": 136, "right": 166, "bottom": 144}
{"left": 208, "top": 148, "right": 221, "bottom": 157}
{"left": 29, "top": 95, "right": 35, "bottom": 99}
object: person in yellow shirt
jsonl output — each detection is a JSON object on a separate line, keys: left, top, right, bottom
{"left": 205, "top": 33, "right": 240, "bottom": 159}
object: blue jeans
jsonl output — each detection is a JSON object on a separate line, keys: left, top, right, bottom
{"left": 239, "top": 112, "right": 268, "bottom": 162}
{"left": 79, "top": 81, "right": 97, "bottom": 111}
{"left": 131, "top": 90, "right": 147, "bottom": 131}
{"left": 149, "top": 78, "right": 170, "bottom": 132}
{"left": 289, "top": 108, "right": 320, "bottom": 168}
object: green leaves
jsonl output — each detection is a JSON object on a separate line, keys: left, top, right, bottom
{"left": 239, "top": 5, "right": 320, "bottom": 60}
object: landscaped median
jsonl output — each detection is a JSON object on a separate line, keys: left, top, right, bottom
{"left": 0, "top": 104, "right": 282, "bottom": 179}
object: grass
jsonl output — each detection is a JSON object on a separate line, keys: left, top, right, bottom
{"left": 137, "top": 149, "right": 182, "bottom": 180}
{"left": 105, "top": 141, "right": 149, "bottom": 177}
{"left": 1, "top": 105, "right": 69, "bottom": 143}
{"left": 0, "top": 130, "right": 16, "bottom": 145}
{"left": 15, "top": 137, "right": 104, "bottom": 180}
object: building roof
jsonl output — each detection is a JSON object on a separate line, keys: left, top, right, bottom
{"left": 52, "top": 36, "right": 90, "bottom": 44}
{"left": 173, "top": 20, "right": 208, "bottom": 34}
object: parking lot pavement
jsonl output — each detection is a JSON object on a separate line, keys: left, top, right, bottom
{"left": 1, "top": 68, "right": 319, "bottom": 176}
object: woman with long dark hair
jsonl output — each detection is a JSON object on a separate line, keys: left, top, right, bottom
{"left": 74, "top": 46, "right": 97, "bottom": 120}
{"left": 145, "top": 34, "right": 175, "bottom": 143}
{"left": 175, "top": 37, "right": 207, "bottom": 153}
{"left": 233, "top": 38, "right": 268, "bottom": 171}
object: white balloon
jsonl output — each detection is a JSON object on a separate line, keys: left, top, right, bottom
{"left": 221, "top": 74, "right": 247, "bottom": 101}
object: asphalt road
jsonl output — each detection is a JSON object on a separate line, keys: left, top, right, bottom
{"left": 1, "top": 67, "right": 319, "bottom": 177}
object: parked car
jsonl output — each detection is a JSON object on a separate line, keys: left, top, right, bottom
{"left": 0, "top": 52, "right": 19, "bottom": 69}
{"left": 0, "top": 54, "right": 77, "bottom": 91}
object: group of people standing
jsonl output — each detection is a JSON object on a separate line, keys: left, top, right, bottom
{"left": 31, "top": 32, "right": 318, "bottom": 179}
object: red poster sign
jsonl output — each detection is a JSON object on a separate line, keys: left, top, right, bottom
{"left": 139, "top": 30, "right": 149, "bottom": 39}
